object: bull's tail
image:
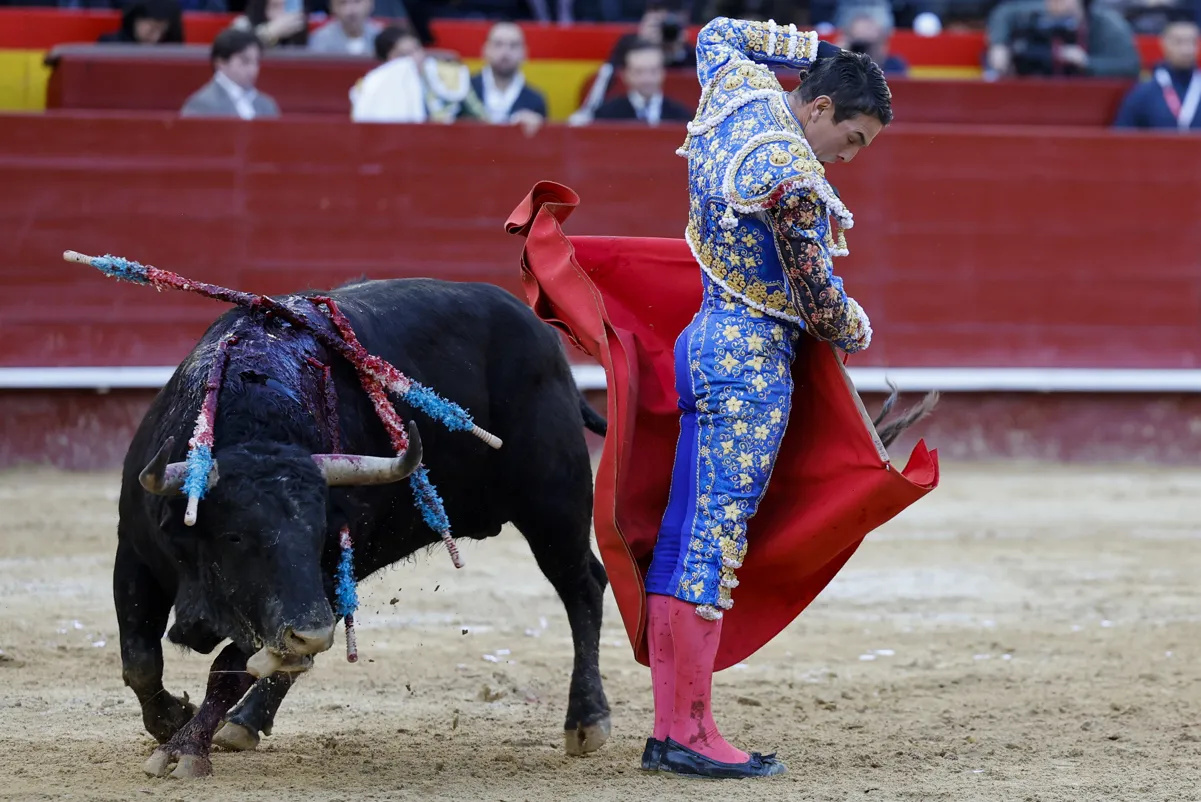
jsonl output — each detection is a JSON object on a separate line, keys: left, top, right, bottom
{"left": 873, "top": 380, "right": 939, "bottom": 449}
{"left": 579, "top": 392, "right": 608, "bottom": 437}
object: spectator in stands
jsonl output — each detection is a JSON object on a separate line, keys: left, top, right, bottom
{"left": 1094, "top": 0, "right": 1195, "bottom": 34}
{"left": 180, "top": 28, "right": 282, "bottom": 119}
{"left": 349, "top": 25, "right": 476, "bottom": 123}
{"left": 230, "top": 0, "right": 313, "bottom": 48}
{"left": 308, "top": 0, "right": 383, "bottom": 55}
{"left": 985, "top": 0, "right": 1141, "bottom": 78}
{"left": 97, "top": 0, "right": 184, "bottom": 45}
{"left": 1113, "top": 17, "right": 1201, "bottom": 129}
{"left": 592, "top": 40, "right": 694, "bottom": 124}
{"left": 608, "top": 1, "right": 697, "bottom": 68}
{"left": 469, "top": 22, "right": 548, "bottom": 136}
{"left": 837, "top": 7, "right": 909, "bottom": 75}
{"left": 570, "top": 1, "right": 695, "bottom": 124}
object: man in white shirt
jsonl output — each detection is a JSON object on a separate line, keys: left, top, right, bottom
{"left": 181, "top": 29, "right": 281, "bottom": 120}
{"left": 308, "top": 0, "right": 383, "bottom": 56}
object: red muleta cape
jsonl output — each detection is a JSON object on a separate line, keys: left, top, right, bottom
{"left": 505, "top": 181, "right": 940, "bottom": 672}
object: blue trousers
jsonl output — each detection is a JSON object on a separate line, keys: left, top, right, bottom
{"left": 644, "top": 283, "right": 799, "bottom": 619}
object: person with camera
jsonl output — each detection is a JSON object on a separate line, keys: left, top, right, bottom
{"left": 985, "top": 0, "right": 1140, "bottom": 78}
{"left": 838, "top": 7, "right": 910, "bottom": 75}
{"left": 568, "top": 0, "right": 695, "bottom": 124}
{"left": 608, "top": 0, "right": 697, "bottom": 68}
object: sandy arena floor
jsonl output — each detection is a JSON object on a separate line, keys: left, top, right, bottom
{"left": 0, "top": 462, "right": 1199, "bottom": 802}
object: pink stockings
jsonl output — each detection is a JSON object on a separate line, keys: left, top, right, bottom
{"left": 647, "top": 593, "right": 749, "bottom": 764}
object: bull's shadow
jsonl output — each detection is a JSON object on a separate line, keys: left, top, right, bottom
{"left": 114, "top": 277, "right": 611, "bottom": 779}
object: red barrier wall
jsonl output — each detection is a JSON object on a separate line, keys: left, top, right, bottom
{"left": 583, "top": 71, "right": 1134, "bottom": 127}
{"left": 45, "top": 47, "right": 373, "bottom": 116}
{"left": 3, "top": 113, "right": 1199, "bottom": 373}
{"left": 43, "top": 45, "right": 1135, "bottom": 127}
{"left": 5, "top": 389, "right": 1201, "bottom": 470}
{"left": 3, "top": 113, "right": 1201, "bottom": 469}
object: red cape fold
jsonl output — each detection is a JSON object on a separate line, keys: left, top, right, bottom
{"left": 505, "top": 181, "right": 940, "bottom": 672}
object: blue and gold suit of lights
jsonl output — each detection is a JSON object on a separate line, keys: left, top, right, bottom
{"left": 645, "top": 17, "right": 874, "bottom": 620}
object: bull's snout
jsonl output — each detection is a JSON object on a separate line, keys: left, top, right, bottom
{"left": 245, "top": 621, "right": 337, "bottom": 679}
{"left": 284, "top": 624, "right": 336, "bottom": 656}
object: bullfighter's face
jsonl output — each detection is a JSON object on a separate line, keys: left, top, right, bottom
{"left": 798, "top": 96, "right": 884, "bottom": 164}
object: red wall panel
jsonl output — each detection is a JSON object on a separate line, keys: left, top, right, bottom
{"left": 6, "top": 389, "right": 1201, "bottom": 470}
{"left": 583, "top": 72, "right": 1135, "bottom": 127}
{"left": 45, "top": 48, "right": 369, "bottom": 116}
{"left": 1, "top": 113, "right": 1199, "bottom": 372}
{"left": 46, "top": 46, "right": 1134, "bottom": 129}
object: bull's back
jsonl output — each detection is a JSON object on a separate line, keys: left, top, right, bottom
{"left": 324, "top": 278, "right": 569, "bottom": 395}
{"left": 316, "top": 277, "right": 579, "bottom": 543}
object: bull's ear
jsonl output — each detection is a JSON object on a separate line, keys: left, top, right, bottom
{"left": 158, "top": 502, "right": 174, "bottom": 533}
{"left": 312, "top": 420, "right": 423, "bottom": 486}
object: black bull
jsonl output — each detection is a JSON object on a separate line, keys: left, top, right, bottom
{"left": 116, "top": 278, "right": 612, "bottom": 778}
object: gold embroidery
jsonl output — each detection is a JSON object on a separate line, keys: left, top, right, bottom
{"left": 673, "top": 302, "right": 794, "bottom": 608}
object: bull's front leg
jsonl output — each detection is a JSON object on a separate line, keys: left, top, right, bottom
{"left": 144, "top": 643, "right": 255, "bottom": 779}
{"left": 114, "top": 542, "right": 197, "bottom": 743}
{"left": 212, "top": 671, "right": 296, "bottom": 751}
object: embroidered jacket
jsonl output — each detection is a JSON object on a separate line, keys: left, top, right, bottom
{"left": 677, "top": 17, "right": 872, "bottom": 353}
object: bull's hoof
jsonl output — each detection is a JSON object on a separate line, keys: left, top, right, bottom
{"left": 144, "top": 692, "right": 198, "bottom": 745}
{"left": 564, "top": 717, "right": 611, "bottom": 756}
{"left": 212, "top": 721, "right": 260, "bottom": 752}
{"left": 144, "top": 746, "right": 213, "bottom": 780}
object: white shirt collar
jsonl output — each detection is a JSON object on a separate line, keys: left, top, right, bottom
{"left": 627, "top": 91, "right": 663, "bottom": 126}
{"left": 214, "top": 71, "right": 259, "bottom": 120}
{"left": 481, "top": 66, "right": 526, "bottom": 123}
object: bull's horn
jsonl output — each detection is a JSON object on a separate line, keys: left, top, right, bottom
{"left": 313, "top": 420, "right": 423, "bottom": 486}
{"left": 139, "top": 438, "right": 185, "bottom": 495}
{"left": 139, "top": 438, "right": 221, "bottom": 508}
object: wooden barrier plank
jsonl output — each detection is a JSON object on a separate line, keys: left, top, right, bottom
{"left": 1, "top": 114, "right": 1198, "bottom": 371}
{"left": 583, "top": 69, "right": 1134, "bottom": 127}
{"left": 44, "top": 44, "right": 1134, "bottom": 127}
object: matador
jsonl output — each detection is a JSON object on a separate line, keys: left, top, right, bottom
{"left": 640, "top": 16, "right": 895, "bottom": 779}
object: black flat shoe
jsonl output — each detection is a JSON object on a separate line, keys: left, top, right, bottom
{"left": 659, "top": 738, "right": 788, "bottom": 779}
{"left": 641, "top": 737, "right": 665, "bottom": 770}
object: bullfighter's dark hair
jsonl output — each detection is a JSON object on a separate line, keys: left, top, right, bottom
{"left": 797, "top": 49, "right": 894, "bottom": 126}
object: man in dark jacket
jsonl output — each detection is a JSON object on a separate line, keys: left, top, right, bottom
{"left": 1114, "top": 18, "right": 1201, "bottom": 131}
{"left": 593, "top": 41, "right": 694, "bottom": 124}
{"left": 469, "top": 22, "right": 549, "bottom": 135}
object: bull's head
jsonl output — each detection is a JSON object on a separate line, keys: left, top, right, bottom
{"left": 139, "top": 421, "right": 423, "bottom": 677}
